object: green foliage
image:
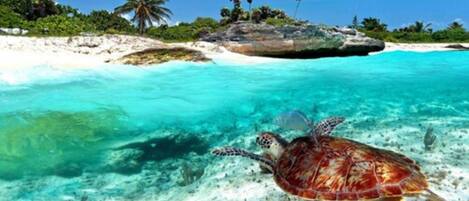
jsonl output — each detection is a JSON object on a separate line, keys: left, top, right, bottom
{"left": 87, "top": 10, "right": 135, "bottom": 33}
{"left": 230, "top": 7, "right": 245, "bottom": 22}
{"left": 362, "top": 30, "right": 469, "bottom": 43}
{"left": 251, "top": 8, "right": 262, "bottom": 23}
{"left": 220, "top": 3, "right": 290, "bottom": 24}
{"left": 357, "top": 17, "right": 469, "bottom": 43}
{"left": 147, "top": 17, "right": 220, "bottom": 42}
{"left": 351, "top": 15, "right": 359, "bottom": 29}
{"left": 0, "top": 5, "right": 28, "bottom": 28}
{"left": 448, "top": 21, "right": 464, "bottom": 30}
{"left": 29, "top": 0, "right": 58, "bottom": 20}
{"left": 115, "top": 0, "right": 172, "bottom": 35}
{"left": 259, "top": 5, "right": 272, "bottom": 19}
{"left": 28, "top": 15, "right": 95, "bottom": 36}
{"left": 265, "top": 17, "right": 295, "bottom": 27}
{"left": 0, "top": 108, "right": 127, "bottom": 180}
{"left": 220, "top": 7, "right": 231, "bottom": 18}
{"left": 192, "top": 17, "right": 219, "bottom": 31}
{"left": 56, "top": 4, "right": 81, "bottom": 17}
{"left": 0, "top": 0, "right": 32, "bottom": 18}
{"left": 361, "top": 17, "right": 387, "bottom": 32}
{"left": 147, "top": 24, "right": 195, "bottom": 42}
{"left": 432, "top": 28, "right": 469, "bottom": 42}
{"left": 395, "top": 21, "right": 432, "bottom": 33}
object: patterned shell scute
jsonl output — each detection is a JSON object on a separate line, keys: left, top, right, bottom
{"left": 274, "top": 136, "right": 428, "bottom": 201}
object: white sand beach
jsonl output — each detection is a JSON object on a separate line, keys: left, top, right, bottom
{"left": 384, "top": 42, "right": 469, "bottom": 52}
{"left": 2, "top": 35, "right": 468, "bottom": 70}
{"left": 0, "top": 35, "right": 280, "bottom": 69}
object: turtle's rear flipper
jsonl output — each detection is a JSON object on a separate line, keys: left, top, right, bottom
{"left": 212, "top": 147, "right": 275, "bottom": 173}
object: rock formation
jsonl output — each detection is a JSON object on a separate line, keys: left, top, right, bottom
{"left": 202, "top": 22, "right": 385, "bottom": 58}
{"left": 113, "top": 47, "right": 210, "bottom": 66}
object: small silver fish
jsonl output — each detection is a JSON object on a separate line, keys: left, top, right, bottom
{"left": 424, "top": 126, "right": 436, "bottom": 151}
{"left": 274, "top": 110, "right": 312, "bottom": 131}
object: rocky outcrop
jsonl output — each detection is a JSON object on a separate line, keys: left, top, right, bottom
{"left": 445, "top": 44, "right": 469, "bottom": 50}
{"left": 113, "top": 47, "right": 210, "bottom": 65}
{"left": 202, "top": 22, "right": 385, "bottom": 58}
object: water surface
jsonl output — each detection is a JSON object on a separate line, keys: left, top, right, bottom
{"left": 0, "top": 51, "right": 468, "bottom": 200}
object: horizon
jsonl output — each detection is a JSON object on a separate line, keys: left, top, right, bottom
{"left": 57, "top": 0, "right": 469, "bottom": 30}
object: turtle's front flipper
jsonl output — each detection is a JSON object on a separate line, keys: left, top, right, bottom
{"left": 212, "top": 147, "right": 275, "bottom": 173}
{"left": 312, "top": 117, "right": 345, "bottom": 137}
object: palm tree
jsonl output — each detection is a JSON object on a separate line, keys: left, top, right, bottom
{"left": 448, "top": 21, "right": 464, "bottom": 30}
{"left": 361, "top": 17, "right": 387, "bottom": 32}
{"left": 413, "top": 21, "right": 431, "bottom": 32}
{"left": 294, "top": 0, "right": 301, "bottom": 19}
{"left": 115, "top": 0, "right": 172, "bottom": 35}
{"left": 247, "top": 0, "right": 253, "bottom": 10}
{"left": 247, "top": 0, "right": 253, "bottom": 21}
{"left": 230, "top": 0, "right": 241, "bottom": 9}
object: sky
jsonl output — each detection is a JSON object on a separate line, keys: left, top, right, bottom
{"left": 58, "top": 0, "right": 468, "bottom": 30}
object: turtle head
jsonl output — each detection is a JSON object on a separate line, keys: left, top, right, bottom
{"left": 256, "top": 132, "right": 287, "bottom": 161}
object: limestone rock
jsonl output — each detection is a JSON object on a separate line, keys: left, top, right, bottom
{"left": 202, "top": 22, "right": 385, "bottom": 58}
{"left": 113, "top": 47, "right": 211, "bottom": 66}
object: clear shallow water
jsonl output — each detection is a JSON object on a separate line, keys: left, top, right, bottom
{"left": 0, "top": 51, "right": 468, "bottom": 200}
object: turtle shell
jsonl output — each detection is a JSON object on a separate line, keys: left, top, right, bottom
{"left": 274, "top": 136, "right": 428, "bottom": 200}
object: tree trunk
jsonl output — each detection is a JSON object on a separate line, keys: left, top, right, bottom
{"left": 294, "top": 0, "right": 301, "bottom": 19}
{"left": 139, "top": 18, "right": 145, "bottom": 35}
{"left": 249, "top": 3, "right": 252, "bottom": 21}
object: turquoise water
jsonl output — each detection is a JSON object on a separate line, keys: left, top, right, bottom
{"left": 0, "top": 51, "right": 468, "bottom": 200}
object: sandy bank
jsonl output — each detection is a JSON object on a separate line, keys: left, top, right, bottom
{"left": 0, "top": 35, "right": 280, "bottom": 69}
{"left": 384, "top": 42, "right": 469, "bottom": 52}
{"left": 1, "top": 35, "right": 468, "bottom": 70}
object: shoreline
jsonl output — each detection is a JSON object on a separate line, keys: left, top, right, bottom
{"left": 0, "top": 35, "right": 467, "bottom": 69}
{"left": 383, "top": 42, "right": 469, "bottom": 52}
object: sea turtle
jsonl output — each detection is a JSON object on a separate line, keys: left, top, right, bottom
{"left": 212, "top": 117, "right": 444, "bottom": 201}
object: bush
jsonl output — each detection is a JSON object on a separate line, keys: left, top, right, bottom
{"left": 391, "top": 32, "right": 433, "bottom": 43}
{"left": 192, "top": 17, "right": 219, "bottom": 30}
{"left": 147, "top": 17, "right": 220, "bottom": 42}
{"left": 265, "top": 17, "right": 295, "bottom": 27}
{"left": 87, "top": 10, "right": 135, "bottom": 33}
{"left": 220, "top": 7, "right": 230, "bottom": 18}
{"left": 0, "top": 0, "right": 31, "bottom": 18}
{"left": 432, "top": 28, "right": 469, "bottom": 42}
{"left": 147, "top": 24, "right": 196, "bottom": 42}
{"left": 28, "top": 15, "right": 95, "bottom": 36}
{"left": 0, "top": 5, "right": 27, "bottom": 28}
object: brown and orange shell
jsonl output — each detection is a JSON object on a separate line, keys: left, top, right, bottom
{"left": 274, "top": 136, "right": 428, "bottom": 200}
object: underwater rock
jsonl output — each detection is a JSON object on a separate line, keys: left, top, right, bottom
{"left": 177, "top": 162, "right": 205, "bottom": 186}
{"left": 202, "top": 22, "right": 384, "bottom": 58}
{"left": 107, "top": 133, "right": 210, "bottom": 174}
{"left": 105, "top": 149, "right": 144, "bottom": 174}
{"left": 53, "top": 162, "right": 84, "bottom": 178}
{"left": 112, "top": 47, "right": 211, "bottom": 66}
{"left": 424, "top": 126, "right": 437, "bottom": 151}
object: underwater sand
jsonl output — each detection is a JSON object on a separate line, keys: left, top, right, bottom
{"left": 0, "top": 51, "right": 468, "bottom": 201}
